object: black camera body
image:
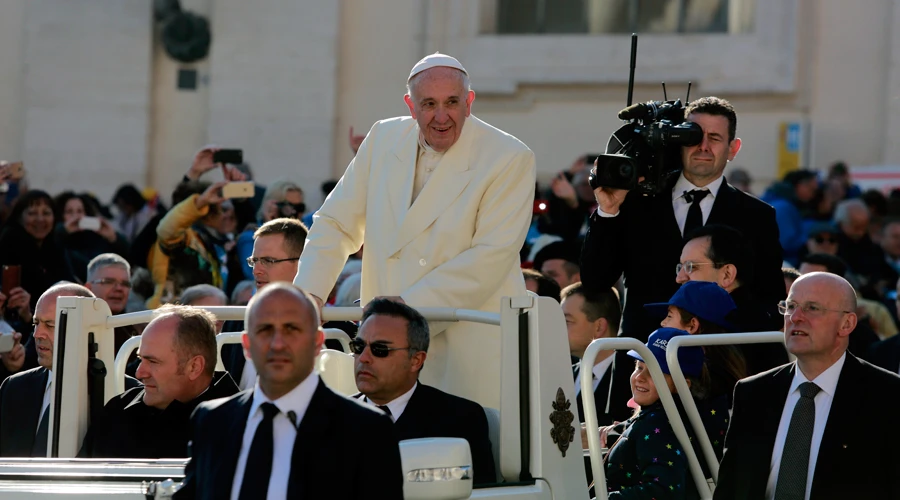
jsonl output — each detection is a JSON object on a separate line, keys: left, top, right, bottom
{"left": 590, "top": 98, "right": 703, "bottom": 196}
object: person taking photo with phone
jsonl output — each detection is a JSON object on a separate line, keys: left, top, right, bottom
{"left": 53, "top": 192, "right": 129, "bottom": 284}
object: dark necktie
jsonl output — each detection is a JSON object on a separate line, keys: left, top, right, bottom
{"left": 32, "top": 406, "right": 49, "bottom": 457}
{"left": 377, "top": 405, "right": 392, "bottom": 418}
{"left": 683, "top": 189, "right": 710, "bottom": 236}
{"left": 774, "top": 382, "right": 822, "bottom": 500}
{"left": 238, "top": 402, "right": 280, "bottom": 500}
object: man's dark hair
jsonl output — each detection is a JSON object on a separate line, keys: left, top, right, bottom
{"left": 685, "top": 96, "right": 737, "bottom": 142}
{"left": 157, "top": 304, "right": 218, "bottom": 378}
{"left": 361, "top": 298, "right": 430, "bottom": 358}
{"left": 112, "top": 184, "right": 147, "bottom": 211}
{"left": 685, "top": 224, "right": 754, "bottom": 287}
{"left": 254, "top": 217, "right": 309, "bottom": 257}
{"left": 800, "top": 253, "right": 848, "bottom": 278}
{"left": 522, "top": 268, "right": 562, "bottom": 299}
{"left": 862, "top": 189, "right": 888, "bottom": 218}
{"left": 560, "top": 282, "right": 621, "bottom": 333}
{"left": 321, "top": 179, "right": 339, "bottom": 197}
{"left": 783, "top": 169, "right": 817, "bottom": 186}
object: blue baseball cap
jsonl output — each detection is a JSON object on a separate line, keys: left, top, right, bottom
{"left": 644, "top": 281, "right": 736, "bottom": 330}
{"left": 627, "top": 328, "right": 706, "bottom": 378}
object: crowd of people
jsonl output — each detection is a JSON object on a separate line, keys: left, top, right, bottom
{"left": 0, "top": 50, "right": 896, "bottom": 500}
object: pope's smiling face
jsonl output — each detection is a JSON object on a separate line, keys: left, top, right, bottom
{"left": 404, "top": 67, "right": 475, "bottom": 153}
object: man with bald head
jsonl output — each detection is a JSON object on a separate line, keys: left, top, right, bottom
{"left": 715, "top": 272, "right": 900, "bottom": 499}
{"left": 175, "top": 283, "right": 402, "bottom": 500}
{"left": 294, "top": 53, "right": 536, "bottom": 408}
{"left": 0, "top": 283, "right": 94, "bottom": 456}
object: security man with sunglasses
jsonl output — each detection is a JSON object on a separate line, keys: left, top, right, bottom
{"left": 352, "top": 298, "right": 496, "bottom": 485}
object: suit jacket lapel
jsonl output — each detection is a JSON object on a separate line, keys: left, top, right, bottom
{"left": 745, "top": 363, "right": 794, "bottom": 497}
{"left": 707, "top": 178, "right": 737, "bottom": 226}
{"left": 812, "top": 355, "right": 863, "bottom": 495}
{"left": 18, "top": 369, "right": 48, "bottom": 451}
{"left": 390, "top": 119, "right": 477, "bottom": 256}
{"left": 386, "top": 126, "right": 419, "bottom": 233}
{"left": 217, "top": 392, "right": 253, "bottom": 499}
{"left": 393, "top": 384, "right": 423, "bottom": 436}
{"left": 660, "top": 175, "right": 682, "bottom": 241}
{"left": 288, "top": 380, "right": 335, "bottom": 498}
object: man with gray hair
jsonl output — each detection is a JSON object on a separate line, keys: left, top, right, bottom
{"left": 295, "top": 53, "right": 536, "bottom": 409}
{"left": 833, "top": 198, "right": 888, "bottom": 298}
{"left": 179, "top": 284, "right": 228, "bottom": 333}
{"left": 351, "top": 298, "right": 496, "bottom": 484}
{"left": 85, "top": 253, "right": 136, "bottom": 355}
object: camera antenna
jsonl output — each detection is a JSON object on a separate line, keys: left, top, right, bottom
{"left": 626, "top": 33, "right": 638, "bottom": 107}
{"left": 661, "top": 82, "right": 668, "bottom": 101}
{"left": 685, "top": 81, "right": 692, "bottom": 103}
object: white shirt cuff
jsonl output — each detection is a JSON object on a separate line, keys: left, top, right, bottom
{"left": 596, "top": 208, "right": 619, "bottom": 217}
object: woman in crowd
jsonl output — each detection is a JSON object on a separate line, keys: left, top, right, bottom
{"left": 54, "top": 191, "right": 129, "bottom": 283}
{"left": 0, "top": 190, "right": 75, "bottom": 309}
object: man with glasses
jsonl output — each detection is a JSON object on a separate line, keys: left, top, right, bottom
{"left": 351, "top": 298, "right": 495, "bottom": 485}
{"left": 715, "top": 272, "right": 900, "bottom": 500}
{"left": 85, "top": 253, "right": 136, "bottom": 355}
{"left": 175, "top": 283, "right": 402, "bottom": 499}
{"left": 222, "top": 217, "right": 308, "bottom": 390}
{"left": 676, "top": 224, "right": 788, "bottom": 375}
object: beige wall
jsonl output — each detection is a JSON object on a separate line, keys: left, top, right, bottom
{"left": 0, "top": 0, "right": 898, "bottom": 204}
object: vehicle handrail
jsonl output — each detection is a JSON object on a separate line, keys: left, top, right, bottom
{"left": 106, "top": 306, "right": 501, "bottom": 329}
{"left": 113, "top": 329, "right": 356, "bottom": 394}
{"left": 581, "top": 337, "right": 711, "bottom": 500}
{"left": 665, "top": 331, "right": 785, "bottom": 483}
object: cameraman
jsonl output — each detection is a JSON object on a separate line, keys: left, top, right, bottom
{"left": 580, "top": 97, "right": 784, "bottom": 341}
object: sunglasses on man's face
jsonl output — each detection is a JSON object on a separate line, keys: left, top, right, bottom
{"left": 813, "top": 234, "right": 837, "bottom": 244}
{"left": 349, "top": 338, "right": 412, "bottom": 358}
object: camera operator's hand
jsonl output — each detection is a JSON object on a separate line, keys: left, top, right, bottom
{"left": 195, "top": 181, "right": 229, "bottom": 209}
{"left": 551, "top": 173, "right": 579, "bottom": 209}
{"left": 594, "top": 186, "right": 630, "bottom": 216}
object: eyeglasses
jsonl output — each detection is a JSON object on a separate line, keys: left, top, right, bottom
{"left": 246, "top": 257, "right": 300, "bottom": 268}
{"left": 813, "top": 235, "right": 837, "bottom": 244}
{"left": 349, "top": 338, "right": 413, "bottom": 358}
{"left": 778, "top": 300, "right": 853, "bottom": 317}
{"left": 90, "top": 278, "right": 132, "bottom": 289}
{"left": 675, "top": 261, "right": 715, "bottom": 275}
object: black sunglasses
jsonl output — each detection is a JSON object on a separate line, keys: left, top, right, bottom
{"left": 349, "top": 338, "right": 412, "bottom": 358}
{"left": 814, "top": 235, "right": 837, "bottom": 244}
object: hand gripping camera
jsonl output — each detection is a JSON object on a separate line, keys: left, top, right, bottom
{"left": 589, "top": 35, "right": 704, "bottom": 196}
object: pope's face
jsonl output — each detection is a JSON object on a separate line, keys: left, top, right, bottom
{"left": 404, "top": 67, "right": 475, "bottom": 153}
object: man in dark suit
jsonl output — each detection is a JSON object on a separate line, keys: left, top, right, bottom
{"left": 560, "top": 283, "right": 632, "bottom": 426}
{"left": 715, "top": 272, "right": 900, "bottom": 499}
{"left": 0, "top": 283, "right": 95, "bottom": 456}
{"left": 80, "top": 304, "right": 239, "bottom": 458}
{"left": 174, "top": 283, "right": 402, "bottom": 500}
{"left": 581, "top": 96, "right": 783, "bottom": 342}
{"left": 678, "top": 224, "right": 789, "bottom": 375}
{"left": 352, "top": 298, "right": 495, "bottom": 485}
{"left": 221, "top": 217, "right": 308, "bottom": 390}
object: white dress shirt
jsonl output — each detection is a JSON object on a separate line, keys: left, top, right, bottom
{"left": 765, "top": 354, "right": 846, "bottom": 500}
{"left": 412, "top": 133, "right": 444, "bottom": 204}
{"left": 364, "top": 382, "right": 418, "bottom": 423}
{"left": 574, "top": 354, "right": 615, "bottom": 396}
{"left": 230, "top": 372, "right": 320, "bottom": 500}
{"left": 596, "top": 173, "right": 724, "bottom": 237}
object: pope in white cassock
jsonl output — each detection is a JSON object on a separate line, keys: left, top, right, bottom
{"left": 293, "top": 53, "right": 536, "bottom": 409}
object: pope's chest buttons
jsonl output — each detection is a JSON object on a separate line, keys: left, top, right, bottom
{"left": 419, "top": 259, "right": 426, "bottom": 266}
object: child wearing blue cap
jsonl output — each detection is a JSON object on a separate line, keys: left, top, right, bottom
{"left": 600, "top": 328, "right": 706, "bottom": 499}
{"left": 645, "top": 281, "right": 748, "bottom": 403}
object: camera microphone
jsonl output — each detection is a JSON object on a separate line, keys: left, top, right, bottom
{"left": 617, "top": 102, "right": 656, "bottom": 121}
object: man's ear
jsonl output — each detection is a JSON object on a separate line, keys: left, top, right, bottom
{"left": 410, "top": 351, "right": 427, "bottom": 374}
{"left": 719, "top": 263, "right": 738, "bottom": 290}
{"left": 728, "top": 137, "right": 742, "bottom": 161}
{"left": 465, "top": 90, "right": 476, "bottom": 117}
{"left": 187, "top": 354, "right": 205, "bottom": 381}
{"left": 837, "top": 312, "right": 858, "bottom": 338}
{"left": 593, "top": 317, "right": 609, "bottom": 339}
{"left": 241, "top": 331, "right": 251, "bottom": 361}
{"left": 404, "top": 94, "right": 417, "bottom": 119}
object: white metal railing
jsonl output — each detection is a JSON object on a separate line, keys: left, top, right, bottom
{"left": 581, "top": 337, "right": 712, "bottom": 500}
{"left": 110, "top": 307, "right": 497, "bottom": 396}
{"left": 665, "top": 331, "right": 786, "bottom": 482}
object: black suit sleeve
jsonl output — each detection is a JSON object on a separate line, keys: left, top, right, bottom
{"left": 173, "top": 406, "right": 208, "bottom": 500}
{"left": 581, "top": 211, "right": 628, "bottom": 292}
{"left": 357, "top": 414, "right": 404, "bottom": 499}
{"left": 754, "top": 204, "right": 786, "bottom": 312}
{"left": 712, "top": 382, "right": 748, "bottom": 500}
{"left": 467, "top": 407, "right": 497, "bottom": 485}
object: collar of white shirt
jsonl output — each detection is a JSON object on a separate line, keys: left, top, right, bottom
{"left": 790, "top": 352, "right": 846, "bottom": 398}
{"left": 366, "top": 381, "right": 418, "bottom": 423}
{"left": 575, "top": 354, "right": 615, "bottom": 394}
{"left": 249, "top": 371, "right": 320, "bottom": 428}
{"left": 417, "top": 130, "right": 441, "bottom": 157}
{"left": 672, "top": 172, "right": 725, "bottom": 204}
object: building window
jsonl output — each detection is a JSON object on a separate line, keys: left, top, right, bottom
{"left": 492, "top": 0, "right": 754, "bottom": 35}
